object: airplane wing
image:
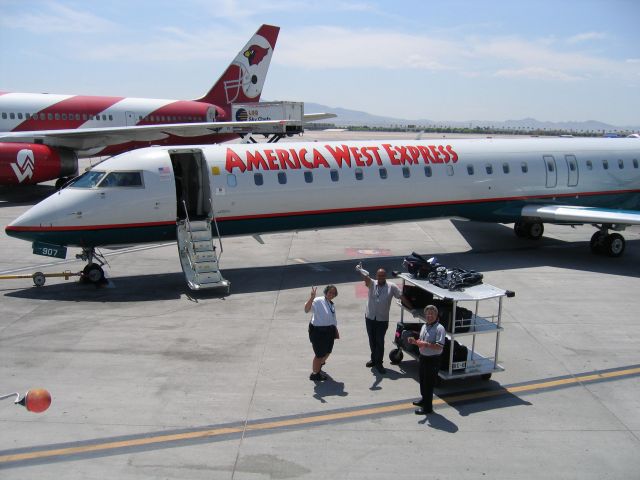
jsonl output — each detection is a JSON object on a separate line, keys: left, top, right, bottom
{"left": 521, "top": 204, "right": 640, "bottom": 226}
{"left": 303, "top": 113, "right": 337, "bottom": 122}
{"left": 0, "top": 119, "right": 296, "bottom": 151}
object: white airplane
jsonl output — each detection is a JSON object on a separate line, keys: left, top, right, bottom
{"left": 5, "top": 137, "right": 640, "bottom": 289}
{"left": 0, "top": 24, "right": 331, "bottom": 188}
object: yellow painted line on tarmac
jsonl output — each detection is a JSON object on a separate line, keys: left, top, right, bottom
{"left": 1, "top": 365, "right": 639, "bottom": 466}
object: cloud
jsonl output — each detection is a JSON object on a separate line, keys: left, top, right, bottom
{"left": 0, "top": 2, "right": 116, "bottom": 34}
{"left": 567, "top": 32, "right": 607, "bottom": 44}
{"left": 494, "top": 67, "right": 581, "bottom": 82}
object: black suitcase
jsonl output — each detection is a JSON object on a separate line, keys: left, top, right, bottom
{"left": 432, "top": 300, "right": 472, "bottom": 333}
{"left": 402, "top": 285, "right": 434, "bottom": 309}
{"left": 440, "top": 338, "right": 468, "bottom": 371}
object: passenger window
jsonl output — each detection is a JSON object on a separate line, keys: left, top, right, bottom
{"left": 521, "top": 162, "right": 528, "bottom": 173}
{"left": 379, "top": 168, "right": 388, "bottom": 179}
{"left": 330, "top": 169, "right": 339, "bottom": 182}
{"left": 402, "top": 167, "right": 410, "bottom": 178}
{"left": 76, "top": 114, "right": 81, "bottom": 120}
{"left": 546, "top": 160, "right": 554, "bottom": 172}
{"left": 467, "top": 165, "right": 474, "bottom": 175}
{"left": 82, "top": 114, "right": 88, "bottom": 120}
{"left": 602, "top": 160, "right": 609, "bottom": 170}
{"left": 55, "top": 113, "right": 60, "bottom": 120}
{"left": 586, "top": 160, "right": 593, "bottom": 170}
{"left": 62, "top": 113, "right": 67, "bottom": 120}
{"left": 424, "top": 166, "right": 432, "bottom": 177}
{"left": 254, "top": 173, "right": 264, "bottom": 186}
{"left": 99, "top": 171, "right": 143, "bottom": 187}
{"left": 446, "top": 165, "right": 454, "bottom": 176}
{"left": 25, "top": 113, "right": 31, "bottom": 119}
{"left": 502, "top": 163, "right": 510, "bottom": 174}
{"left": 9, "top": 112, "right": 15, "bottom": 119}
{"left": 569, "top": 161, "right": 576, "bottom": 171}
{"left": 633, "top": 159, "right": 638, "bottom": 168}
{"left": 227, "top": 174, "right": 237, "bottom": 187}
{"left": 1, "top": 113, "right": 6, "bottom": 119}
{"left": 618, "top": 159, "right": 624, "bottom": 169}
{"left": 355, "top": 168, "right": 364, "bottom": 180}
{"left": 304, "top": 171, "right": 313, "bottom": 183}
{"left": 277, "top": 172, "right": 287, "bottom": 184}
{"left": 47, "top": 113, "right": 53, "bottom": 120}
{"left": 17, "top": 113, "right": 23, "bottom": 119}
{"left": 486, "top": 164, "right": 493, "bottom": 174}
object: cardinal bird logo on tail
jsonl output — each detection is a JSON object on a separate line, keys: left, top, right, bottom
{"left": 243, "top": 45, "right": 270, "bottom": 66}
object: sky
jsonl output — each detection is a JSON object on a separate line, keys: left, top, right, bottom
{"left": 1, "top": 0, "right": 639, "bottom": 126}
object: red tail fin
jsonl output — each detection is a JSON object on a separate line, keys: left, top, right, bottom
{"left": 196, "top": 25, "right": 280, "bottom": 112}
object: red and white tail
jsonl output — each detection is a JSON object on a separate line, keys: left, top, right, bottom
{"left": 196, "top": 24, "right": 280, "bottom": 111}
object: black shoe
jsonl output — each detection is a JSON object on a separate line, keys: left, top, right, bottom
{"left": 375, "top": 365, "right": 387, "bottom": 374}
{"left": 412, "top": 400, "right": 425, "bottom": 407}
{"left": 309, "top": 372, "right": 324, "bottom": 381}
{"left": 414, "top": 408, "right": 433, "bottom": 415}
{"left": 366, "top": 360, "right": 374, "bottom": 368}
{"left": 318, "top": 370, "right": 328, "bottom": 380}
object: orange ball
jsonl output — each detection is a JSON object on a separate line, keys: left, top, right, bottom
{"left": 25, "top": 389, "right": 52, "bottom": 413}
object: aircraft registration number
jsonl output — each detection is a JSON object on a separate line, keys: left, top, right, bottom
{"left": 32, "top": 241, "right": 67, "bottom": 259}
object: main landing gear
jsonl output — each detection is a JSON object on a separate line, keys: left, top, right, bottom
{"left": 514, "top": 221, "right": 627, "bottom": 257}
{"left": 589, "top": 226, "right": 626, "bottom": 257}
{"left": 513, "top": 221, "right": 544, "bottom": 240}
{"left": 76, "top": 248, "right": 108, "bottom": 285}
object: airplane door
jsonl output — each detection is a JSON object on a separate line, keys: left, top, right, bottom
{"left": 170, "top": 150, "right": 210, "bottom": 220}
{"left": 125, "top": 111, "right": 138, "bottom": 126}
{"left": 543, "top": 155, "right": 557, "bottom": 188}
{"left": 565, "top": 155, "right": 579, "bottom": 187}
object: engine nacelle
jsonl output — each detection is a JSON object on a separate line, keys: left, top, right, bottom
{"left": 0, "top": 143, "right": 78, "bottom": 185}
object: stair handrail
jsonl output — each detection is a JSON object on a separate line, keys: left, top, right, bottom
{"left": 209, "top": 198, "right": 224, "bottom": 261}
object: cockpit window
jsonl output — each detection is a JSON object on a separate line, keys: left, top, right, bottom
{"left": 68, "top": 171, "right": 106, "bottom": 188}
{"left": 98, "top": 171, "right": 143, "bottom": 188}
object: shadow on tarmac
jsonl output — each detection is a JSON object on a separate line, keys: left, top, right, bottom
{"left": 0, "top": 185, "right": 56, "bottom": 207}
{"left": 3, "top": 221, "right": 639, "bottom": 302}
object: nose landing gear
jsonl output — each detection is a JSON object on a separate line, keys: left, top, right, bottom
{"left": 76, "top": 248, "right": 108, "bottom": 285}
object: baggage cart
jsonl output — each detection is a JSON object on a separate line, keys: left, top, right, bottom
{"left": 390, "top": 273, "right": 514, "bottom": 381}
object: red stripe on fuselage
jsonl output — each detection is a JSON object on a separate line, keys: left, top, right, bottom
{"left": 7, "top": 189, "right": 639, "bottom": 233}
{"left": 13, "top": 95, "right": 124, "bottom": 131}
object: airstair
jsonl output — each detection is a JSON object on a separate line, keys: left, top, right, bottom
{"left": 176, "top": 206, "right": 229, "bottom": 292}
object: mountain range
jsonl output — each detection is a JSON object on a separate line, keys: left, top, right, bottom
{"left": 303, "top": 102, "right": 639, "bottom": 133}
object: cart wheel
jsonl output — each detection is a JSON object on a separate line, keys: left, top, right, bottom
{"left": 481, "top": 373, "right": 492, "bottom": 381}
{"left": 389, "top": 349, "right": 404, "bottom": 364}
{"left": 32, "top": 272, "right": 46, "bottom": 287}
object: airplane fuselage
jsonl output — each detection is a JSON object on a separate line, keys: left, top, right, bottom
{"left": 7, "top": 137, "right": 640, "bottom": 250}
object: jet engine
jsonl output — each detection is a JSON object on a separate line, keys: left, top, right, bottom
{"left": 0, "top": 143, "right": 78, "bottom": 186}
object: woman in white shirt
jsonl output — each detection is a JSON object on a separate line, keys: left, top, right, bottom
{"left": 304, "top": 285, "right": 339, "bottom": 381}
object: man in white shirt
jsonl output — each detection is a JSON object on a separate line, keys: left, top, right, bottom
{"left": 357, "top": 265, "right": 412, "bottom": 374}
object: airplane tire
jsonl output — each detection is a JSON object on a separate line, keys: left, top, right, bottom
{"left": 526, "top": 222, "right": 544, "bottom": 240}
{"left": 82, "top": 264, "right": 105, "bottom": 284}
{"left": 514, "top": 222, "right": 527, "bottom": 238}
{"left": 605, "top": 233, "right": 625, "bottom": 257}
{"left": 590, "top": 231, "right": 606, "bottom": 254}
{"left": 32, "top": 272, "right": 46, "bottom": 287}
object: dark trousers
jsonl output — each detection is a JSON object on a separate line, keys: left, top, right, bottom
{"left": 419, "top": 354, "right": 441, "bottom": 410}
{"left": 365, "top": 317, "right": 389, "bottom": 366}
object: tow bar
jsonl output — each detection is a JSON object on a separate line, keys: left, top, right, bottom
{"left": 0, "top": 271, "right": 81, "bottom": 287}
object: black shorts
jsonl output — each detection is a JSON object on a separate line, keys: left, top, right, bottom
{"left": 308, "top": 324, "right": 336, "bottom": 358}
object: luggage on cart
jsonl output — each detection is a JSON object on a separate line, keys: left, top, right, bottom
{"left": 441, "top": 338, "right": 468, "bottom": 371}
{"left": 402, "top": 252, "right": 439, "bottom": 279}
{"left": 432, "top": 300, "right": 473, "bottom": 333}
{"left": 402, "top": 285, "right": 434, "bottom": 309}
